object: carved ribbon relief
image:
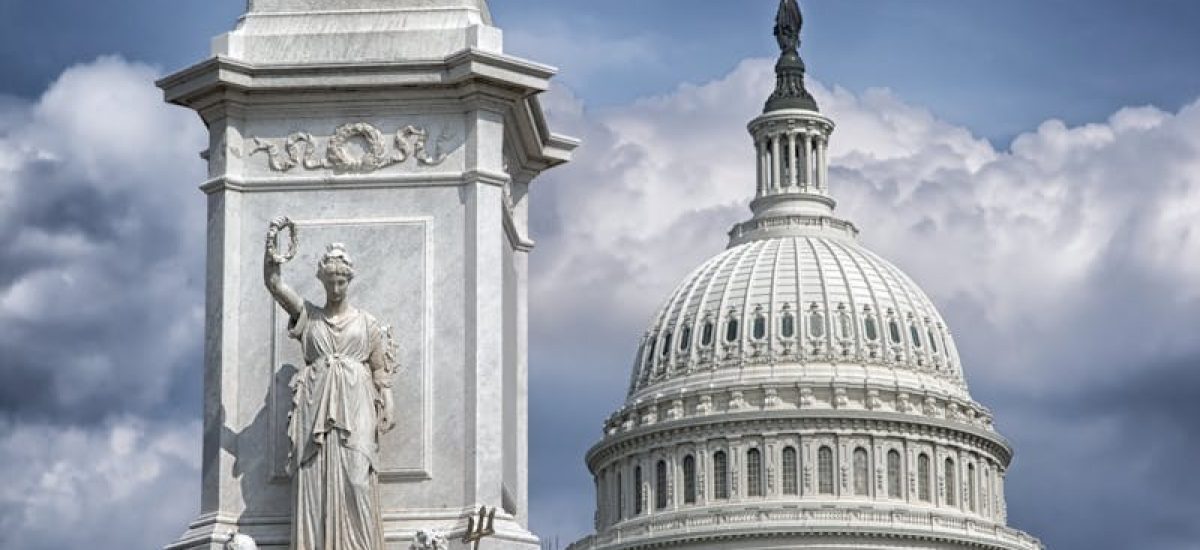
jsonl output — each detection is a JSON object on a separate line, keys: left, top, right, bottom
{"left": 250, "top": 122, "right": 455, "bottom": 173}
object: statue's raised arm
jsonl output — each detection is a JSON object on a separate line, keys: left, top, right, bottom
{"left": 263, "top": 216, "right": 304, "bottom": 319}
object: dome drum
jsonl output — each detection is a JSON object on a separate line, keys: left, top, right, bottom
{"left": 575, "top": 414, "right": 1030, "bottom": 550}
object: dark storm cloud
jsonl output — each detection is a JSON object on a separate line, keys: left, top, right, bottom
{"left": 0, "top": 57, "right": 206, "bottom": 424}
{"left": 990, "top": 352, "right": 1200, "bottom": 550}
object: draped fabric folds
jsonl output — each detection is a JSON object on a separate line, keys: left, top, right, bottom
{"left": 287, "top": 301, "right": 387, "bottom": 550}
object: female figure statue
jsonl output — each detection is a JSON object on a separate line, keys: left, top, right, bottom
{"left": 264, "top": 217, "right": 396, "bottom": 550}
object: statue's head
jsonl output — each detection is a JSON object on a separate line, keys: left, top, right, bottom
{"left": 316, "top": 243, "right": 355, "bottom": 304}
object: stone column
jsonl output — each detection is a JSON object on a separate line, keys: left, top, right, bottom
{"left": 803, "top": 133, "right": 815, "bottom": 190}
{"left": 787, "top": 132, "right": 798, "bottom": 189}
{"left": 817, "top": 136, "right": 829, "bottom": 191}
{"left": 770, "top": 134, "right": 782, "bottom": 193}
{"left": 756, "top": 138, "right": 766, "bottom": 197}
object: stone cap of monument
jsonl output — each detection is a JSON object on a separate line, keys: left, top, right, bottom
{"left": 218, "top": 0, "right": 501, "bottom": 64}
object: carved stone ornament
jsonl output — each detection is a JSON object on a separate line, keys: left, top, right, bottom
{"left": 265, "top": 217, "right": 298, "bottom": 264}
{"left": 250, "top": 123, "right": 455, "bottom": 173}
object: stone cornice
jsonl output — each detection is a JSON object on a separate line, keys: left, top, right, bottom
{"left": 569, "top": 503, "right": 1042, "bottom": 550}
{"left": 585, "top": 411, "right": 1013, "bottom": 471}
{"left": 198, "top": 170, "right": 508, "bottom": 194}
{"left": 158, "top": 48, "right": 555, "bottom": 102}
{"left": 158, "top": 49, "right": 577, "bottom": 172}
{"left": 727, "top": 213, "right": 858, "bottom": 246}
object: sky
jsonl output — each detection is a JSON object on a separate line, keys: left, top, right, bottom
{"left": 1, "top": 1, "right": 1199, "bottom": 550}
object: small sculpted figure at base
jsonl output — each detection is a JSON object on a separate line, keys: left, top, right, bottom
{"left": 264, "top": 217, "right": 398, "bottom": 550}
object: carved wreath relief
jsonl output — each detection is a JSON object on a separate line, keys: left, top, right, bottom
{"left": 250, "top": 122, "right": 455, "bottom": 173}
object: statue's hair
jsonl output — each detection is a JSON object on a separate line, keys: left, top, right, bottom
{"left": 316, "top": 243, "right": 355, "bottom": 281}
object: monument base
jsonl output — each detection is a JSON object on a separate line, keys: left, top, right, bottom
{"left": 166, "top": 507, "right": 541, "bottom": 550}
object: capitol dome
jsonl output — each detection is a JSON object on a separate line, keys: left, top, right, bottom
{"left": 628, "top": 234, "right": 971, "bottom": 404}
{"left": 569, "top": 3, "right": 1043, "bottom": 550}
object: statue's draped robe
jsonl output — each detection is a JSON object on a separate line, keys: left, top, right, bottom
{"left": 288, "top": 302, "right": 385, "bottom": 550}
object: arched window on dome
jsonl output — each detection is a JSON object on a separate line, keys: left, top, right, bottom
{"left": 752, "top": 313, "right": 767, "bottom": 340}
{"left": 910, "top": 322, "right": 922, "bottom": 348}
{"left": 817, "top": 446, "right": 834, "bottom": 495}
{"left": 683, "top": 455, "right": 697, "bottom": 504}
{"left": 781, "top": 308, "right": 796, "bottom": 338}
{"left": 888, "top": 318, "right": 902, "bottom": 344}
{"left": 887, "top": 449, "right": 902, "bottom": 498}
{"left": 713, "top": 451, "right": 729, "bottom": 499}
{"left": 782, "top": 446, "right": 799, "bottom": 495}
{"left": 808, "top": 306, "right": 825, "bottom": 338}
{"left": 917, "top": 454, "right": 931, "bottom": 502}
{"left": 746, "top": 448, "right": 764, "bottom": 497}
{"left": 679, "top": 325, "right": 692, "bottom": 352}
{"left": 944, "top": 458, "right": 957, "bottom": 506}
{"left": 616, "top": 472, "right": 623, "bottom": 519}
{"left": 655, "top": 460, "right": 668, "bottom": 510}
{"left": 853, "top": 448, "right": 869, "bottom": 496}
{"left": 701, "top": 318, "right": 715, "bottom": 347}
{"left": 836, "top": 303, "right": 852, "bottom": 339}
{"left": 968, "top": 462, "right": 977, "bottom": 512}
{"left": 634, "top": 466, "right": 644, "bottom": 515}
{"left": 660, "top": 332, "right": 672, "bottom": 358}
{"left": 863, "top": 309, "right": 879, "bottom": 342}
{"left": 725, "top": 318, "right": 740, "bottom": 343}
{"left": 928, "top": 327, "right": 939, "bottom": 354}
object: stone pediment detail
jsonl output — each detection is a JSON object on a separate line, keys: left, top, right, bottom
{"left": 250, "top": 122, "right": 456, "bottom": 173}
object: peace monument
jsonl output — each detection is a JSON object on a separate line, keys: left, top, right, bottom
{"left": 158, "top": 1, "right": 576, "bottom": 548}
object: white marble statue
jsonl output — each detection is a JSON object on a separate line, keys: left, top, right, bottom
{"left": 264, "top": 217, "right": 397, "bottom": 550}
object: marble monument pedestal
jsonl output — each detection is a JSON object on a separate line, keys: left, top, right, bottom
{"left": 158, "top": 1, "right": 575, "bottom": 548}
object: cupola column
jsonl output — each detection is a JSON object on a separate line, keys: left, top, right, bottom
{"left": 787, "top": 132, "right": 799, "bottom": 188}
{"left": 802, "top": 132, "right": 814, "bottom": 188}
{"left": 753, "top": 138, "right": 763, "bottom": 196}
{"left": 770, "top": 135, "right": 783, "bottom": 193}
{"left": 818, "top": 136, "right": 829, "bottom": 190}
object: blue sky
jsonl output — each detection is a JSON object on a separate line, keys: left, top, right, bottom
{"left": 4, "top": 0, "right": 1200, "bottom": 142}
{"left": 1, "top": 2, "right": 1199, "bottom": 550}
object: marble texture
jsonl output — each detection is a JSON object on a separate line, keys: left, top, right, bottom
{"left": 217, "top": 0, "right": 501, "bottom": 64}
{"left": 158, "top": 1, "right": 576, "bottom": 548}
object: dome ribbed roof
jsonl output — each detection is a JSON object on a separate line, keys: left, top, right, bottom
{"left": 628, "top": 234, "right": 969, "bottom": 402}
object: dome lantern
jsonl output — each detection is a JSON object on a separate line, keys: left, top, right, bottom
{"left": 734, "top": 0, "right": 850, "bottom": 247}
